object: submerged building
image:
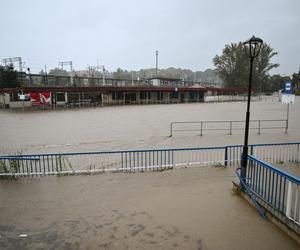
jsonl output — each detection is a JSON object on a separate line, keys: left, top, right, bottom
{"left": 0, "top": 85, "right": 249, "bottom": 109}
{"left": 0, "top": 74, "right": 249, "bottom": 109}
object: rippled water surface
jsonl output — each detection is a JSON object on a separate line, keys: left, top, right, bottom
{"left": 0, "top": 95, "right": 299, "bottom": 155}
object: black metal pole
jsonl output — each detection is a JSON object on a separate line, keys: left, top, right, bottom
{"left": 156, "top": 50, "right": 158, "bottom": 77}
{"left": 241, "top": 56, "right": 254, "bottom": 181}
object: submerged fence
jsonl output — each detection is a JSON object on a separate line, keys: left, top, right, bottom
{"left": 169, "top": 119, "right": 288, "bottom": 137}
{"left": 243, "top": 155, "right": 300, "bottom": 225}
{"left": 0, "top": 142, "right": 299, "bottom": 177}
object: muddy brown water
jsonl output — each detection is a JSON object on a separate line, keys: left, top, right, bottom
{"left": 0, "top": 95, "right": 300, "bottom": 249}
{"left": 0, "top": 95, "right": 299, "bottom": 155}
{"left": 0, "top": 167, "right": 299, "bottom": 250}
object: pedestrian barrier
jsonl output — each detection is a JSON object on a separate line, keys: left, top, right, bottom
{"left": 0, "top": 142, "right": 299, "bottom": 177}
{"left": 169, "top": 119, "right": 288, "bottom": 137}
{"left": 237, "top": 154, "right": 300, "bottom": 225}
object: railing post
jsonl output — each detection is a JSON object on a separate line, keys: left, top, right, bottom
{"left": 285, "top": 103, "right": 289, "bottom": 133}
{"left": 172, "top": 150, "right": 174, "bottom": 167}
{"left": 200, "top": 122, "right": 203, "bottom": 136}
{"left": 297, "top": 144, "right": 300, "bottom": 163}
{"left": 224, "top": 147, "right": 228, "bottom": 166}
{"left": 258, "top": 120, "right": 261, "bottom": 135}
{"left": 285, "top": 181, "right": 292, "bottom": 218}
{"left": 121, "top": 153, "right": 124, "bottom": 170}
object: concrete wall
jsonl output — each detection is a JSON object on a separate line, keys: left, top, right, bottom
{"left": 0, "top": 94, "right": 10, "bottom": 107}
{"left": 151, "top": 79, "right": 160, "bottom": 86}
{"left": 0, "top": 93, "right": 31, "bottom": 108}
{"left": 9, "top": 101, "right": 32, "bottom": 108}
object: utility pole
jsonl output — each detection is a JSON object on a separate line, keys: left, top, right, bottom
{"left": 27, "top": 68, "right": 31, "bottom": 87}
{"left": 102, "top": 66, "right": 106, "bottom": 85}
{"left": 59, "top": 61, "right": 73, "bottom": 85}
{"left": 88, "top": 63, "right": 105, "bottom": 85}
{"left": 2, "top": 57, "right": 25, "bottom": 82}
{"left": 44, "top": 65, "right": 48, "bottom": 85}
{"left": 297, "top": 66, "right": 300, "bottom": 89}
{"left": 155, "top": 50, "right": 158, "bottom": 77}
{"left": 59, "top": 61, "right": 73, "bottom": 71}
{"left": 2, "top": 57, "right": 23, "bottom": 71}
{"left": 131, "top": 72, "right": 134, "bottom": 85}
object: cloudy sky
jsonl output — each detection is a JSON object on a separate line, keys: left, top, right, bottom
{"left": 1, "top": 0, "right": 299, "bottom": 75}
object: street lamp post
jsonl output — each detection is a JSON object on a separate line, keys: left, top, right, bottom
{"left": 240, "top": 36, "right": 263, "bottom": 182}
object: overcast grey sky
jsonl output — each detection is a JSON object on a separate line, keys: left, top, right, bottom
{"left": 1, "top": 0, "right": 299, "bottom": 75}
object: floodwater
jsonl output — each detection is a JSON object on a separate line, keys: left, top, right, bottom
{"left": 0, "top": 95, "right": 299, "bottom": 155}
{"left": 0, "top": 95, "right": 300, "bottom": 249}
{"left": 0, "top": 167, "right": 299, "bottom": 250}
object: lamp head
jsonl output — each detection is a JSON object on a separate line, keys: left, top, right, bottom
{"left": 244, "top": 36, "right": 263, "bottom": 58}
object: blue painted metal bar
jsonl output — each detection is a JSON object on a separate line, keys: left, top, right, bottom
{"left": 244, "top": 154, "right": 300, "bottom": 225}
{"left": 1, "top": 141, "right": 299, "bottom": 159}
{"left": 224, "top": 147, "right": 228, "bottom": 166}
{"left": 0, "top": 142, "right": 299, "bottom": 180}
{"left": 236, "top": 167, "right": 267, "bottom": 220}
{"left": 247, "top": 155, "right": 300, "bottom": 184}
{"left": 281, "top": 178, "right": 286, "bottom": 212}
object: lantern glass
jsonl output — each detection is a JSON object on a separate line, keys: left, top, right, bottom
{"left": 244, "top": 36, "right": 263, "bottom": 58}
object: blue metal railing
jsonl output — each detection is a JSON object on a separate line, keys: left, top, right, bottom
{"left": 236, "top": 167, "right": 267, "bottom": 220}
{"left": 227, "top": 142, "right": 300, "bottom": 167}
{"left": 0, "top": 146, "right": 227, "bottom": 176}
{"left": 0, "top": 142, "right": 299, "bottom": 177}
{"left": 245, "top": 154, "right": 300, "bottom": 225}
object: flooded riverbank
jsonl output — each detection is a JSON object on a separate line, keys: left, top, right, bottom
{"left": 0, "top": 95, "right": 299, "bottom": 155}
{"left": 0, "top": 96, "right": 299, "bottom": 249}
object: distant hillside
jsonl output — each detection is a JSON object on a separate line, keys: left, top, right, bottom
{"left": 112, "top": 67, "right": 222, "bottom": 84}
{"left": 55, "top": 67, "right": 223, "bottom": 85}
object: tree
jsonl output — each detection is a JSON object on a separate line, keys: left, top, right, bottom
{"left": 0, "top": 64, "right": 20, "bottom": 88}
{"left": 49, "top": 68, "right": 69, "bottom": 76}
{"left": 263, "top": 74, "right": 290, "bottom": 93}
{"left": 111, "top": 67, "right": 222, "bottom": 84}
{"left": 213, "top": 42, "right": 279, "bottom": 89}
{"left": 291, "top": 70, "right": 300, "bottom": 89}
{"left": 113, "top": 68, "right": 131, "bottom": 79}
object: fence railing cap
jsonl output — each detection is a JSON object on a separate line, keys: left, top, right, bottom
{"left": 248, "top": 154, "right": 300, "bottom": 184}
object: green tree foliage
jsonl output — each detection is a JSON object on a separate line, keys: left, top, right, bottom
{"left": 113, "top": 68, "right": 131, "bottom": 79}
{"left": 213, "top": 42, "right": 279, "bottom": 89}
{"left": 291, "top": 71, "right": 300, "bottom": 88}
{"left": 263, "top": 74, "right": 290, "bottom": 93}
{"left": 112, "top": 67, "right": 221, "bottom": 83}
{"left": 49, "top": 68, "right": 69, "bottom": 76}
{"left": 0, "top": 64, "right": 20, "bottom": 88}
{"left": 291, "top": 70, "right": 300, "bottom": 95}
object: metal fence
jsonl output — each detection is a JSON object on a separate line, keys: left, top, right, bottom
{"left": 169, "top": 119, "right": 288, "bottom": 137}
{"left": 0, "top": 142, "right": 299, "bottom": 177}
{"left": 244, "top": 155, "right": 300, "bottom": 225}
{"left": 227, "top": 142, "right": 300, "bottom": 167}
{"left": 0, "top": 146, "right": 227, "bottom": 177}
